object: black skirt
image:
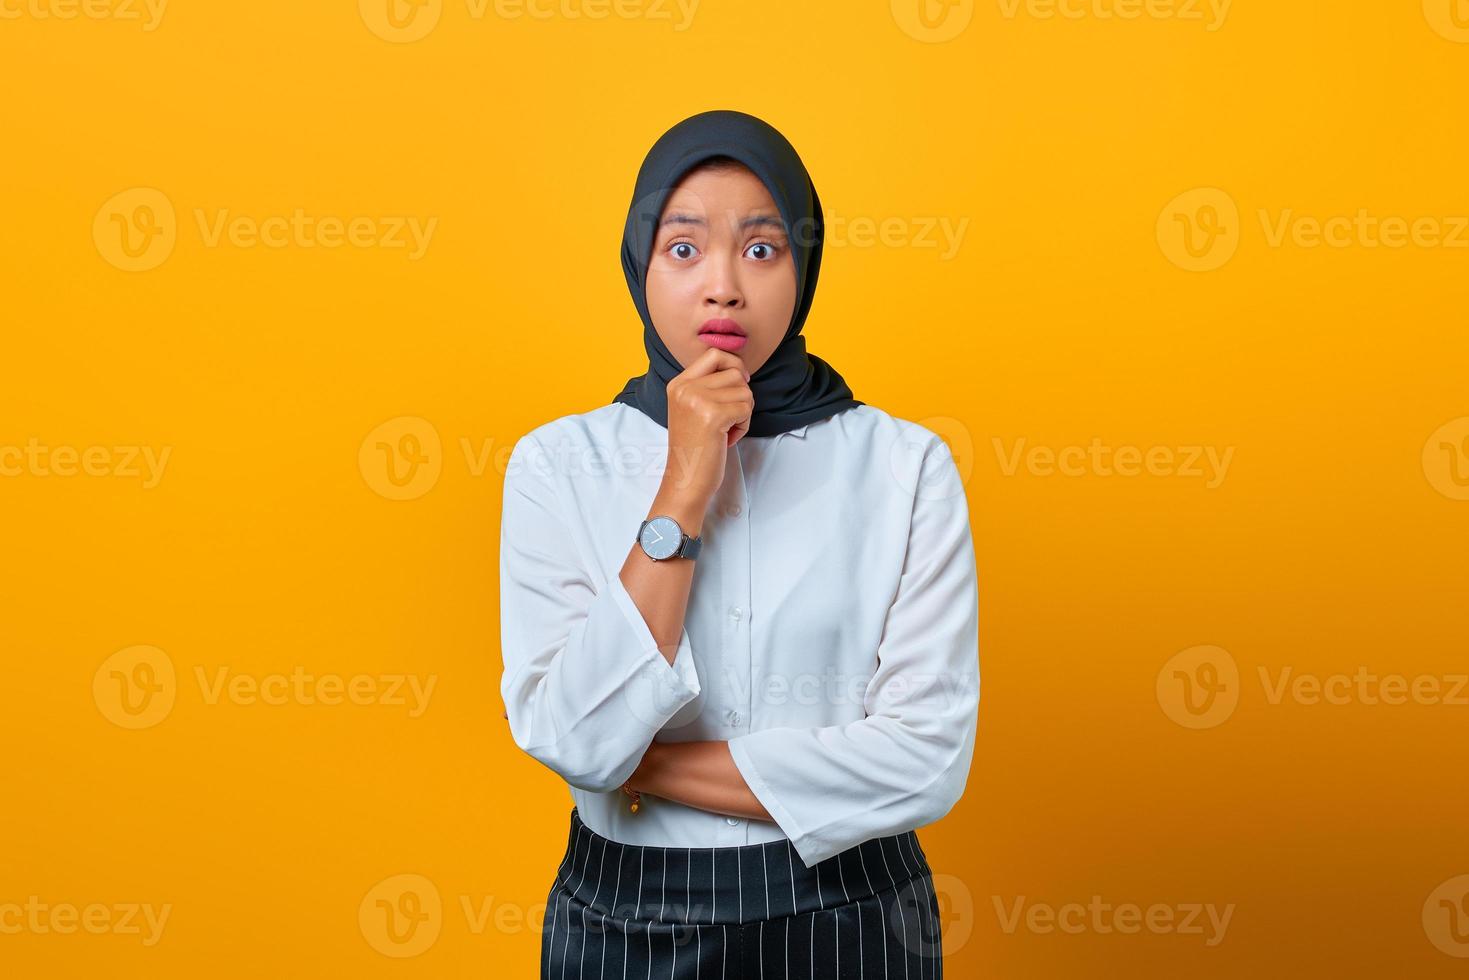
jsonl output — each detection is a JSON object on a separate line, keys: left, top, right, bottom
{"left": 541, "top": 806, "right": 943, "bottom": 979}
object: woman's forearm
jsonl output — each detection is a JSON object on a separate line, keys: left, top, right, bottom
{"left": 618, "top": 485, "right": 707, "bottom": 666}
{"left": 629, "top": 740, "right": 773, "bottom": 822}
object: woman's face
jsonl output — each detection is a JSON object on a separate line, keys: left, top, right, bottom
{"left": 644, "top": 164, "right": 797, "bottom": 376}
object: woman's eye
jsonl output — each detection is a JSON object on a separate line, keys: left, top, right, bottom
{"left": 669, "top": 242, "right": 699, "bottom": 260}
{"left": 746, "top": 242, "right": 779, "bottom": 260}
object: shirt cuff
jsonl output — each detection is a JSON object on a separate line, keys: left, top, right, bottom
{"left": 606, "top": 567, "right": 701, "bottom": 704}
{"left": 728, "top": 735, "right": 828, "bottom": 868}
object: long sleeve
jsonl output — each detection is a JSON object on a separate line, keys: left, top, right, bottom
{"left": 727, "top": 434, "right": 981, "bottom": 868}
{"left": 499, "top": 433, "right": 703, "bottom": 794}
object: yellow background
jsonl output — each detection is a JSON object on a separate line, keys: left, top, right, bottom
{"left": 3, "top": 0, "right": 1468, "bottom": 975}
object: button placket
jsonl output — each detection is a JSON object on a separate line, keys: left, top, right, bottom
{"left": 721, "top": 442, "right": 753, "bottom": 842}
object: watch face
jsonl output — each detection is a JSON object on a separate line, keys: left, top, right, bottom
{"left": 639, "top": 516, "right": 682, "bottom": 560}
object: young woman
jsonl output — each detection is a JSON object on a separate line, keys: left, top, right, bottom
{"left": 500, "top": 109, "right": 980, "bottom": 979}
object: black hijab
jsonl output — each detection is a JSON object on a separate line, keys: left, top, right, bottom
{"left": 612, "top": 109, "right": 862, "bottom": 438}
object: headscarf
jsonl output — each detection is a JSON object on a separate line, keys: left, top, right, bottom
{"left": 612, "top": 109, "right": 862, "bottom": 438}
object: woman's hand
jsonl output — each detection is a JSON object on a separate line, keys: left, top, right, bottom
{"left": 662, "top": 348, "right": 752, "bottom": 503}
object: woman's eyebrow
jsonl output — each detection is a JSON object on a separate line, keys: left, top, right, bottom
{"left": 659, "top": 213, "right": 786, "bottom": 231}
{"left": 745, "top": 215, "right": 787, "bottom": 233}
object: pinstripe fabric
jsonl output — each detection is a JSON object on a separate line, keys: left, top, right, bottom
{"left": 542, "top": 806, "right": 943, "bottom": 979}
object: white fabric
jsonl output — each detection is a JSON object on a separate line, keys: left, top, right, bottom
{"left": 499, "top": 400, "right": 980, "bottom": 869}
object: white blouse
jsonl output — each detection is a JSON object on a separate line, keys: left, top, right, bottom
{"left": 498, "top": 400, "right": 980, "bottom": 869}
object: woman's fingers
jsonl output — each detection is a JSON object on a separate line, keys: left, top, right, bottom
{"left": 680, "top": 346, "right": 747, "bottom": 381}
{"left": 699, "top": 367, "right": 751, "bottom": 389}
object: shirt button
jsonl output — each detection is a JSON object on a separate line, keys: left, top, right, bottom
{"left": 729, "top": 606, "right": 743, "bottom": 621}
{"left": 726, "top": 504, "right": 741, "bottom": 517}
{"left": 726, "top": 817, "right": 741, "bottom": 826}
{"left": 727, "top": 710, "right": 742, "bottom": 726}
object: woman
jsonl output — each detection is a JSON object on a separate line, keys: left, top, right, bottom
{"left": 500, "top": 109, "right": 980, "bottom": 978}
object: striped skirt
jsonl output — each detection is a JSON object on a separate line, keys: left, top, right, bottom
{"left": 541, "top": 806, "right": 943, "bottom": 979}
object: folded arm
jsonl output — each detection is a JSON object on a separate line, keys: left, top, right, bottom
{"left": 498, "top": 433, "right": 709, "bottom": 794}
{"left": 626, "top": 740, "right": 774, "bottom": 822}
{"left": 724, "top": 434, "right": 981, "bottom": 868}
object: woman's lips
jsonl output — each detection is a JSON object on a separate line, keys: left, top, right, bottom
{"left": 699, "top": 332, "right": 747, "bottom": 351}
{"left": 699, "top": 319, "right": 747, "bottom": 352}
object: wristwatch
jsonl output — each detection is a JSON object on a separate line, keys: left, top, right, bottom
{"left": 637, "top": 514, "right": 702, "bottom": 561}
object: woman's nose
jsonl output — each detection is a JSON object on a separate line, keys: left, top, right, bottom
{"left": 703, "top": 253, "right": 743, "bottom": 307}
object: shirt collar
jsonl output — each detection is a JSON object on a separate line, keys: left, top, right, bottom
{"left": 616, "top": 400, "right": 816, "bottom": 441}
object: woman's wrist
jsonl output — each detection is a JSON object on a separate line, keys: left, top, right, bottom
{"left": 648, "top": 486, "right": 709, "bottom": 538}
{"left": 629, "top": 739, "right": 668, "bottom": 795}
